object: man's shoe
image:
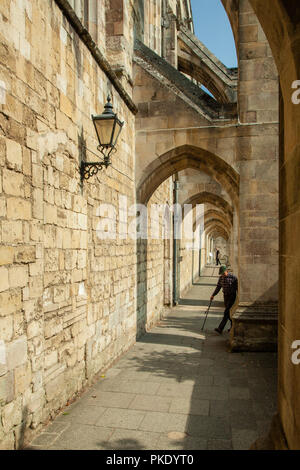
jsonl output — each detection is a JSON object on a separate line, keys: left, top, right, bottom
{"left": 214, "top": 328, "right": 222, "bottom": 335}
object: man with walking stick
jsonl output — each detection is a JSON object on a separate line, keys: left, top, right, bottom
{"left": 210, "top": 265, "right": 238, "bottom": 334}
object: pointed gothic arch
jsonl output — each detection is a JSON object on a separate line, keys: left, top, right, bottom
{"left": 137, "top": 145, "right": 239, "bottom": 207}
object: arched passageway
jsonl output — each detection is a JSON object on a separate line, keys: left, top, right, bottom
{"left": 133, "top": 0, "right": 285, "bottom": 448}
{"left": 136, "top": 143, "right": 239, "bottom": 334}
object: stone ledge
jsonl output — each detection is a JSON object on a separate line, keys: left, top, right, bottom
{"left": 234, "top": 302, "right": 278, "bottom": 321}
{"left": 231, "top": 302, "right": 278, "bottom": 352}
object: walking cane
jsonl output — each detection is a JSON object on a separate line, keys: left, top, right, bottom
{"left": 201, "top": 299, "right": 212, "bottom": 331}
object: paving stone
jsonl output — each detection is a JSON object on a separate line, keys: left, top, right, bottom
{"left": 115, "top": 370, "right": 152, "bottom": 381}
{"left": 186, "top": 415, "right": 231, "bottom": 439}
{"left": 48, "top": 425, "right": 114, "bottom": 450}
{"left": 98, "top": 379, "right": 161, "bottom": 395}
{"left": 169, "top": 398, "right": 209, "bottom": 416}
{"left": 45, "top": 422, "right": 71, "bottom": 435}
{"left": 106, "top": 429, "right": 160, "bottom": 450}
{"left": 213, "top": 376, "right": 231, "bottom": 386}
{"left": 228, "top": 367, "right": 248, "bottom": 378}
{"left": 156, "top": 383, "right": 194, "bottom": 398}
{"left": 85, "top": 391, "right": 135, "bottom": 409}
{"left": 230, "top": 412, "right": 258, "bottom": 430}
{"left": 155, "top": 435, "right": 207, "bottom": 450}
{"left": 229, "top": 377, "right": 249, "bottom": 387}
{"left": 30, "top": 432, "right": 60, "bottom": 448}
{"left": 193, "top": 385, "right": 229, "bottom": 400}
{"left": 95, "top": 408, "right": 146, "bottom": 430}
{"left": 179, "top": 376, "right": 214, "bottom": 386}
{"left": 229, "top": 387, "right": 251, "bottom": 400}
{"left": 252, "top": 401, "right": 277, "bottom": 418}
{"left": 249, "top": 387, "right": 277, "bottom": 402}
{"left": 101, "top": 368, "right": 123, "bottom": 379}
{"left": 232, "top": 429, "right": 259, "bottom": 450}
{"left": 56, "top": 404, "right": 107, "bottom": 425}
{"left": 209, "top": 400, "right": 231, "bottom": 418}
{"left": 139, "top": 412, "right": 187, "bottom": 433}
{"left": 145, "top": 375, "right": 184, "bottom": 384}
{"left": 129, "top": 395, "right": 172, "bottom": 413}
{"left": 207, "top": 439, "right": 233, "bottom": 450}
{"left": 229, "top": 399, "right": 254, "bottom": 415}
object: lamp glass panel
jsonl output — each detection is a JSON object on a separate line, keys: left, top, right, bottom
{"left": 94, "top": 118, "right": 114, "bottom": 146}
{"left": 112, "top": 120, "right": 123, "bottom": 146}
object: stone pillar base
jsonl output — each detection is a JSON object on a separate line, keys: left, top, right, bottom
{"left": 230, "top": 302, "right": 278, "bottom": 352}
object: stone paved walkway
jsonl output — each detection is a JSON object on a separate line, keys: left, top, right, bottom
{"left": 27, "top": 267, "right": 277, "bottom": 450}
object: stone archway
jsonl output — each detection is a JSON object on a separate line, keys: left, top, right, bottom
{"left": 137, "top": 145, "right": 240, "bottom": 206}
{"left": 183, "top": 191, "right": 234, "bottom": 223}
{"left": 136, "top": 144, "right": 239, "bottom": 315}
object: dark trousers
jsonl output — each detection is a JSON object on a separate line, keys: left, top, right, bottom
{"left": 216, "top": 258, "right": 221, "bottom": 266}
{"left": 218, "top": 294, "right": 236, "bottom": 332}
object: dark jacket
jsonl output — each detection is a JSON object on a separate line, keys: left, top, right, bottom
{"left": 213, "top": 273, "right": 238, "bottom": 298}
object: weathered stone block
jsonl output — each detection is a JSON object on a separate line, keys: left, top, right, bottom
{"left": 6, "top": 138, "right": 22, "bottom": 171}
{"left": 32, "top": 164, "right": 43, "bottom": 189}
{"left": 27, "top": 320, "right": 43, "bottom": 340}
{"left": 0, "top": 267, "right": 9, "bottom": 292}
{"left": 239, "top": 25, "right": 258, "bottom": 43}
{"left": 7, "top": 198, "right": 31, "bottom": 220}
{"left": 8, "top": 265, "right": 28, "bottom": 289}
{"left": 0, "top": 291, "right": 22, "bottom": 317}
{"left": 23, "top": 299, "right": 39, "bottom": 323}
{"left": 44, "top": 350, "right": 58, "bottom": 369}
{"left": 2, "top": 396, "right": 22, "bottom": 433}
{"left": 32, "top": 188, "right": 43, "bottom": 220}
{"left": 44, "top": 318, "right": 63, "bottom": 339}
{"left": 14, "top": 246, "right": 36, "bottom": 264}
{"left": 28, "top": 260, "right": 43, "bottom": 276}
{"left": 27, "top": 389, "right": 45, "bottom": 414}
{"left": 6, "top": 336, "right": 28, "bottom": 370}
{"left": 3, "top": 169, "right": 24, "bottom": 197}
{"left": 14, "top": 363, "right": 32, "bottom": 396}
{"left": 0, "top": 371, "right": 14, "bottom": 404}
{"left": 0, "top": 431, "right": 15, "bottom": 450}
{"left": 0, "top": 246, "right": 14, "bottom": 266}
{"left": 44, "top": 204, "right": 57, "bottom": 225}
{"left": 0, "top": 316, "right": 13, "bottom": 342}
{"left": 60, "top": 93, "right": 73, "bottom": 119}
{"left": 22, "top": 147, "right": 31, "bottom": 176}
{"left": 44, "top": 371, "right": 65, "bottom": 401}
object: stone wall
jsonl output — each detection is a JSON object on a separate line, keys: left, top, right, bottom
{"left": 0, "top": 0, "right": 293, "bottom": 450}
{"left": 0, "top": 0, "right": 136, "bottom": 449}
{"left": 136, "top": 177, "right": 173, "bottom": 336}
{"left": 247, "top": 0, "right": 300, "bottom": 448}
{"left": 134, "top": 0, "right": 279, "bottom": 352}
{"left": 179, "top": 212, "right": 200, "bottom": 296}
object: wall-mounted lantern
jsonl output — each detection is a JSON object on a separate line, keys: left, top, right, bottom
{"left": 81, "top": 95, "right": 124, "bottom": 180}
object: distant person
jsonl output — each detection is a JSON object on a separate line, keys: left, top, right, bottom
{"left": 210, "top": 265, "right": 238, "bottom": 334}
{"left": 216, "top": 249, "right": 221, "bottom": 266}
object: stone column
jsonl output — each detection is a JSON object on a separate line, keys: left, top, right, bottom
{"left": 231, "top": 0, "right": 279, "bottom": 351}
